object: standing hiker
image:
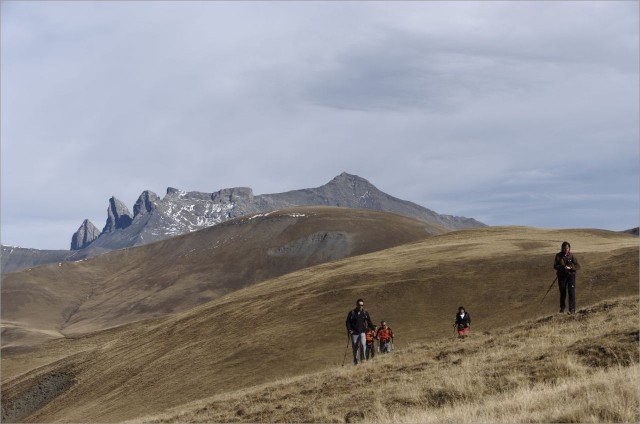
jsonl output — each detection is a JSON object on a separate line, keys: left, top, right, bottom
{"left": 376, "top": 321, "right": 394, "bottom": 353}
{"left": 345, "top": 298, "right": 374, "bottom": 365}
{"left": 554, "top": 241, "right": 581, "bottom": 314}
{"left": 454, "top": 306, "right": 471, "bottom": 338}
{"left": 365, "top": 324, "right": 377, "bottom": 360}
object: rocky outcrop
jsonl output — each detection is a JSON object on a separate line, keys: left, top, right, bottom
{"left": 70, "top": 220, "right": 101, "bottom": 250}
{"left": 133, "top": 191, "right": 158, "bottom": 217}
{"left": 212, "top": 187, "right": 254, "bottom": 204}
{"left": 0, "top": 367, "right": 75, "bottom": 423}
{"left": 102, "top": 197, "right": 133, "bottom": 233}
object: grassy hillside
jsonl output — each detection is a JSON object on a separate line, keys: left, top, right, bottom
{"left": 2, "top": 207, "right": 444, "bottom": 348}
{"left": 1, "top": 226, "right": 637, "bottom": 422}
{"left": 134, "top": 296, "right": 639, "bottom": 424}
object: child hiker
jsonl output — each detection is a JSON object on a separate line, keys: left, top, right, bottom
{"left": 454, "top": 306, "right": 471, "bottom": 338}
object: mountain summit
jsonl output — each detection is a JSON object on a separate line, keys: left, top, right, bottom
{"left": 70, "top": 172, "right": 484, "bottom": 252}
{"left": 70, "top": 219, "right": 101, "bottom": 250}
{"left": 274, "top": 172, "right": 482, "bottom": 229}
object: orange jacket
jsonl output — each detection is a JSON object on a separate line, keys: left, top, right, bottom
{"left": 376, "top": 327, "right": 393, "bottom": 342}
{"left": 365, "top": 329, "right": 376, "bottom": 343}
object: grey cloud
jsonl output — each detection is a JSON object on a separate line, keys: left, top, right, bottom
{"left": 1, "top": 1, "right": 638, "bottom": 249}
{"left": 299, "top": 6, "right": 637, "bottom": 114}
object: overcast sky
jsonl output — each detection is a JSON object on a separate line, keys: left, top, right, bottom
{"left": 1, "top": 1, "right": 638, "bottom": 250}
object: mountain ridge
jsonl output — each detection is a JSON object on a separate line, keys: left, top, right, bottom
{"left": 76, "top": 172, "right": 484, "bottom": 252}
{"left": 2, "top": 173, "right": 485, "bottom": 274}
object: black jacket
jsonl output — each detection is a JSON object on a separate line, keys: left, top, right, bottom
{"left": 346, "top": 308, "right": 373, "bottom": 334}
{"left": 554, "top": 252, "right": 580, "bottom": 277}
{"left": 455, "top": 312, "right": 471, "bottom": 329}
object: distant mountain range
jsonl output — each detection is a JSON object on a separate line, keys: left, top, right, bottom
{"left": 72, "top": 172, "right": 485, "bottom": 251}
{"left": 2, "top": 172, "right": 484, "bottom": 274}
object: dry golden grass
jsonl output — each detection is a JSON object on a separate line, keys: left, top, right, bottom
{"left": 1, "top": 226, "right": 637, "bottom": 422}
{"left": 133, "top": 296, "right": 639, "bottom": 424}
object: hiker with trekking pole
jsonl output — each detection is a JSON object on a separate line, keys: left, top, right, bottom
{"left": 341, "top": 333, "right": 351, "bottom": 366}
{"left": 345, "top": 298, "right": 374, "bottom": 365}
{"left": 454, "top": 306, "right": 471, "bottom": 338}
{"left": 553, "top": 241, "right": 581, "bottom": 314}
{"left": 540, "top": 276, "right": 558, "bottom": 305}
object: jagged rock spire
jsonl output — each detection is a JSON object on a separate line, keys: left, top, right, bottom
{"left": 133, "top": 191, "right": 159, "bottom": 217}
{"left": 71, "top": 219, "right": 101, "bottom": 250}
{"left": 103, "top": 197, "right": 133, "bottom": 233}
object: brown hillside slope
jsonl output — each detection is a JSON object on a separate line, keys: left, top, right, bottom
{"left": 135, "top": 295, "right": 639, "bottom": 424}
{"left": 1, "top": 227, "right": 637, "bottom": 422}
{"left": 2, "top": 207, "right": 445, "bottom": 349}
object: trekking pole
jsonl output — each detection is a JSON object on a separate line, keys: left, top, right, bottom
{"left": 540, "top": 276, "right": 558, "bottom": 304}
{"left": 341, "top": 333, "right": 351, "bottom": 367}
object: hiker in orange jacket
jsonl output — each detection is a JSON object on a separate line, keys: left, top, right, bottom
{"left": 365, "top": 324, "right": 377, "bottom": 360}
{"left": 376, "top": 321, "right": 394, "bottom": 353}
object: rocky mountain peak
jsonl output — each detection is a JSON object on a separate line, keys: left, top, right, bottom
{"left": 71, "top": 219, "right": 101, "bottom": 250}
{"left": 166, "top": 187, "right": 181, "bottom": 196}
{"left": 133, "top": 191, "right": 159, "bottom": 217}
{"left": 316, "top": 172, "right": 380, "bottom": 206}
{"left": 328, "top": 172, "right": 372, "bottom": 187}
{"left": 103, "top": 197, "right": 133, "bottom": 233}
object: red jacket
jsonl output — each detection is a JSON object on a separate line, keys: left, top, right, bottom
{"left": 376, "top": 327, "right": 393, "bottom": 342}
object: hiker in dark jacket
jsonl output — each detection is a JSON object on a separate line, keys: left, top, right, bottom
{"left": 454, "top": 306, "right": 471, "bottom": 338}
{"left": 345, "top": 298, "right": 374, "bottom": 365}
{"left": 554, "top": 241, "right": 581, "bottom": 314}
